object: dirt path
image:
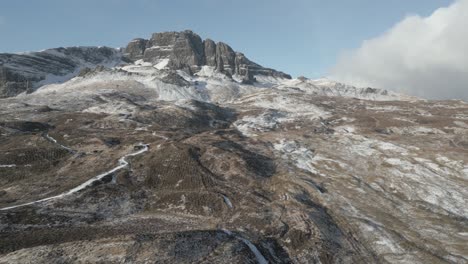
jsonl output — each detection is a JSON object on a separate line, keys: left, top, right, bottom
{"left": 0, "top": 136, "right": 149, "bottom": 211}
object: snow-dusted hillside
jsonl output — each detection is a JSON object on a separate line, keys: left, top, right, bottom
{"left": 20, "top": 59, "right": 414, "bottom": 113}
{"left": 0, "top": 47, "right": 123, "bottom": 97}
{"left": 0, "top": 30, "right": 466, "bottom": 264}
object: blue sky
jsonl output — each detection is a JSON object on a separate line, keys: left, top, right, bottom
{"left": 0, "top": 0, "right": 451, "bottom": 78}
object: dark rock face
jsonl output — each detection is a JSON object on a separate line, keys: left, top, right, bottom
{"left": 78, "top": 65, "right": 110, "bottom": 78}
{"left": 0, "top": 47, "right": 122, "bottom": 98}
{"left": 161, "top": 71, "right": 191, "bottom": 87}
{"left": 124, "top": 30, "right": 291, "bottom": 81}
{"left": 164, "top": 31, "right": 205, "bottom": 72}
{"left": 0, "top": 121, "right": 51, "bottom": 133}
{"left": 214, "top": 42, "right": 236, "bottom": 75}
{"left": 203, "top": 39, "right": 217, "bottom": 67}
{"left": 124, "top": 38, "right": 148, "bottom": 61}
{"left": 0, "top": 66, "right": 34, "bottom": 97}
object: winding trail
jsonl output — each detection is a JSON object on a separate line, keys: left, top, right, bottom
{"left": 44, "top": 133, "right": 76, "bottom": 153}
{"left": 3, "top": 132, "right": 267, "bottom": 260}
{"left": 0, "top": 165, "right": 16, "bottom": 168}
{"left": 0, "top": 143, "right": 149, "bottom": 211}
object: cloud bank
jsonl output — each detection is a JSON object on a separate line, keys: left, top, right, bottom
{"left": 330, "top": 0, "right": 468, "bottom": 100}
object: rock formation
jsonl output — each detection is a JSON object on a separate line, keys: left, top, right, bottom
{"left": 0, "top": 31, "right": 291, "bottom": 98}
{"left": 124, "top": 30, "right": 291, "bottom": 80}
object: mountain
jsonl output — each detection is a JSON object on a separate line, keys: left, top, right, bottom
{"left": 0, "top": 31, "right": 466, "bottom": 264}
{"left": 124, "top": 30, "right": 291, "bottom": 82}
{"left": 0, "top": 30, "right": 290, "bottom": 98}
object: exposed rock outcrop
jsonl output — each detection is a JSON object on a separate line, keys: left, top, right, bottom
{"left": 203, "top": 39, "right": 217, "bottom": 67}
{"left": 124, "top": 30, "right": 291, "bottom": 81}
{"left": 124, "top": 38, "right": 148, "bottom": 61}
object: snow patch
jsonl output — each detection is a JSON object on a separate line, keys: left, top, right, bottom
{"left": 154, "top": 59, "right": 169, "bottom": 70}
{"left": 233, "top": 110, "right": 288, "bottom": 137}
{"left": 222, "top": 195, "right": 233, "bottom": 209}
{"left": 454, "top": 121, "right": 468, "bottom": 128}
{"left": 221, "top": 230, "right": 268, "bottom": 264}
{"left": 389, "top": 126, "right": 446, "bottom": 135}
{"left": 134, "top": 59, "right": 153, "bottom": 67}
{"left": 274, "top": 140, "right": 320, "bottom": 175}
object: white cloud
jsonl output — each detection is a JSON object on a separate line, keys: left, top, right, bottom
{"left": 330, "top": 0, "right": 468, "bottom": 100}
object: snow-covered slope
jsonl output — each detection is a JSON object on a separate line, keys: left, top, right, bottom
{"left": 276, "top": 78, "right": 416, "bottom": 101}
{"left": 0, "top": 46, "right": 123, "bottom": 97}
{"left": 22, "top": 59, "right": 414, "bottom": 112}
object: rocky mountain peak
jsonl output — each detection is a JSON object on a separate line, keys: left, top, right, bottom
{"left": 0, "top": 30, "right": 292, "bottom": 98}
{"left": 124, "top": 30, "right": 291, "bottom": 81}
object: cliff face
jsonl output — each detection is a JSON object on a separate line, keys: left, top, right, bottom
{"left": 124, "top": 30, "right": 291, "bottom": 82}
